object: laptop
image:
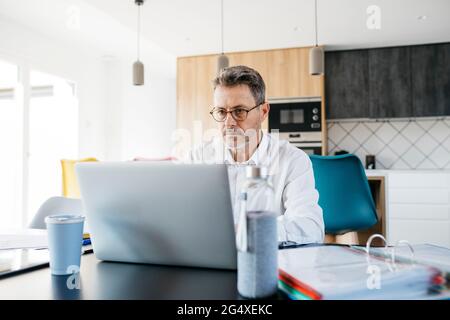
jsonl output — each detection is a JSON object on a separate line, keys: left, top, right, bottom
{"left": 75, "top": 162, "right": 237, "bottom": 270}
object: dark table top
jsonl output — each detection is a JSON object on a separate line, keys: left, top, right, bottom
{"left": 0, "top": 252, "right": 247, "bottom": 300}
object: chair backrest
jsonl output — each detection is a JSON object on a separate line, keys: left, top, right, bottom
{"left": 29, "top": 196, "right": 83, "bottom": 229}
{"left": 61, "top": 157, "right": 98, "bottom": 198}
{"left": 309, "top": 154, "right": 378, "bottom": 235}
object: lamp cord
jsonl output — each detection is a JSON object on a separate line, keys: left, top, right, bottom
{"left": 221, "top": 0, "right": 224, "bottom": 54}
{"left": 314, "top": 0, "right": 318, "bottom": 47}
{"left": 137, "top": 3, "right": 141, "bottom": 61}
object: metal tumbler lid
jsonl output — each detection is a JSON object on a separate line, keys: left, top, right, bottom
{"left": 245, "top": 166, "right": 268, "bottom": 178}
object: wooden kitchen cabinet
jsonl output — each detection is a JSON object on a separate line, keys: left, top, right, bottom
{"left": 177, "top": 55, "right": 217, "bottom": 134}
{"left": 177, "top": 47, "right": 324, "bottom": 133}
{"left": 264, "top": 48, "right": 322, "bottom": 98}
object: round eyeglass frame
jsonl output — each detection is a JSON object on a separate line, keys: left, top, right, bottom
{"left": 209, "top": 104, "right": 262, "bottom": 122}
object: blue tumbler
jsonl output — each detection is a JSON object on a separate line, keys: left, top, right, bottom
{"left": 45, "top": 214, "right": 85, "bottom": 275}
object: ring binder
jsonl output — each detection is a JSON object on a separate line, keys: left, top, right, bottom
{"left": 278, "top": 243, "right": 443, "bottom": 299}
{"left": 365, "top": 234, "right": 395, "bottom": 272}
{"left": 392, "top": 240, "right": 416, "bottom": 267}
{"left": 365, "top": 234, "right": 416, "bottom": 272}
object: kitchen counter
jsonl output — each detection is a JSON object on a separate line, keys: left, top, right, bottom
{"left": 343, "top": 170, "right": 450, "bottom": 247}
{"left": 365, "top": 169, "right": 450, "bottom": 175}
{"left": 365, "top": 170, "right": 450, "bottom": 247}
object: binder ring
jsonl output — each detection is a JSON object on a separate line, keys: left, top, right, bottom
{"left": 365, "top": 234, "right": 389, "bottom": 255}
{"left": 391, "top": 240, "right": 416, "bottom": 266}
{"left": 365, "top": 234, "right": 396, "bottom": 272}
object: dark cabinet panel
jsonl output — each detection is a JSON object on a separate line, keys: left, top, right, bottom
{"left": 368, "top": 47, "right": 412, "bottom": 118}
{"left": 325, "top": 50, "right": 370, "bottom": 119}
{"left": 325, "top": 43, "right": 450, "bottom": 119}
{"left": 411, "top": 43, "right": 450, "bottom": 117}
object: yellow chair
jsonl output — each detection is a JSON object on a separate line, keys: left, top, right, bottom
{"left": 61, "top": 157, "right": 98, "bottom": 198}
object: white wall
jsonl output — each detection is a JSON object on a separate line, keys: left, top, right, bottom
{"left": 99, "top": 51, "right": 177, "bottom": 161}
{"left": 120, "top": 56, "right": 177, "bottom": 160}
{"left": 0, "top": 15, "right": 177, "bottom": 162}
{"left": 0, "top": 16, "right": 107, "bottom": 160}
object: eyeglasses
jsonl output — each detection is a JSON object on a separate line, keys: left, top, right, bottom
{"left": 209, "top": 104, "right": 261, "bottom": 122}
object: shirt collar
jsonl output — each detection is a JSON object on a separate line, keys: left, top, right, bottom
{"left": 222, "top": 133, "right": 270, "bottom": 166}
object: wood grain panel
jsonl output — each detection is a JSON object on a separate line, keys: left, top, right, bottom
{"left": 177, "top": 46, "right": 326, "bottom": 146}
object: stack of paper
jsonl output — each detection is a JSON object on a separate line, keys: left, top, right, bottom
{"left": 353, "top": 243, "right": 450, "bottom": 297}
{"left": 278, "top": 245, "right": 441, "bottom": 300}
{"left": 0, "top": 229, "right": 48, "bottom": 250}
{"left": 356, "top": 243, "right": 450, "bottom": 273}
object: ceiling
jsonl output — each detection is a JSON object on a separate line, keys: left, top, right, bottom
{"left": 0, "top": 0, "right": 449, "bottom": 58}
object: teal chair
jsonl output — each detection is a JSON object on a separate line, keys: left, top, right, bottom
{"left": 309, "top": 154, "right": 378, "bottom": 235}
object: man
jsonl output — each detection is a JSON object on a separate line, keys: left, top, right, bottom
{"left": 188, "top": 65, "right": 324, "bottom": 244}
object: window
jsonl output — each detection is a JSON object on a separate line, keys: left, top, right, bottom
{"left": 0, "top": 60, "right": 21, "bottom": 228}
{"left": 28, "top": 70, "right": 79, "bottom": 223}
{"left": 0, "top": 58, "right": 79, "bottom": 228}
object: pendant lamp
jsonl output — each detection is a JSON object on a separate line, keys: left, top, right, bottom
{"left": 309, "top": 0, "right": 324, "bottom": 76}
{"left": 133, "top": 0, "right": 145, "bottom": 85}
{"left": 217, "top": 0, "right": 229, "bottom": 74}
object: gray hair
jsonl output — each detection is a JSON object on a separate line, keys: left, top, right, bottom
{"left": 213, "top": 65, "right": 266, "bottom": 105}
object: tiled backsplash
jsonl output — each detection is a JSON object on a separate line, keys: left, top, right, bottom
{"left": 327, "top": 117, "right": 450, "bottom": 170}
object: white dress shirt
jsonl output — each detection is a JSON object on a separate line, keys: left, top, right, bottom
{"left": 187, "top": 133, "right": 325, "bottom": 244}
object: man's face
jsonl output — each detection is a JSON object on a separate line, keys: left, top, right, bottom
{"left": 213, "top": 84, "right": 269, "bottom": 150}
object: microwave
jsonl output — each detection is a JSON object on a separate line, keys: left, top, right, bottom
{"left": 268, "top": 97, "right": 322, "bottom": 132}
{"left": 268, "top": 97, "right": 323, "bottom": 155}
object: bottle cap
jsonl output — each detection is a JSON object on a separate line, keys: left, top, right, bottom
{"left": 245, "top": 166, "right": 268, "bottom": 178}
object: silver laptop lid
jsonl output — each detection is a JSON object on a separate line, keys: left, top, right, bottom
{"left": 76, "top": 162, "right": 237, "bottom": 270}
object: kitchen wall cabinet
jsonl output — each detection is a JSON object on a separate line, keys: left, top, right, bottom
{"left": 325, "top": 42, "right": 450, "bottom": 119}
{"left": 325, "top": 49, "right": 369, "bottom": 119}
{"left": 411, "top": 43, "right": 450, "bottom": 117}
{"left": 368, "top": 47, "right": 413, "bottom": 118}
